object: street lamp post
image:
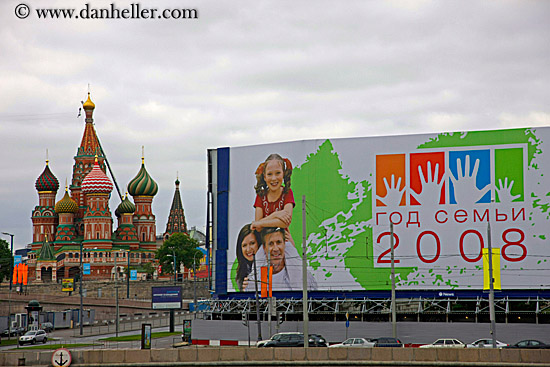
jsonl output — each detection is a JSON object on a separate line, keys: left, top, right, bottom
{"left": 115, "top": 251, "right": 119, "bottom": 337}
{"left": 193, "top": 251, "right": 201, "bottom": 319}
{"left": 80, "top": 241, "right": 83, "bottom": 336}
{"left": 167, "top": 251, "right": 176, "bottom": 333}
{"left": 127, "top": 250, "right": 130, "bottom": 299}
{"left": 2, "top": 232, "right": 14, "bottom": 340}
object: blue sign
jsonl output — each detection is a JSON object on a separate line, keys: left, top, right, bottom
{"left": 13, "top": 255, "right": 22, "bottom": 267}
{"left": 83, "top": 263, "right": 91, "bottom": 275}
{"left": 152, "top": 286, "right": 182, "bottom": 309}
{"left": 130, "top": 269, "right": 137, "bottom": 281}
{"left": 346, "top": 320, "right": 350, "bottom": 328}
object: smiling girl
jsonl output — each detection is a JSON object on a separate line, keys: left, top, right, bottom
{"left": 251, "top": 154, "right": 295, "bottom": 232}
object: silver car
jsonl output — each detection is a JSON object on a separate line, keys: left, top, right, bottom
{"left": 329, "top": 338, "right": 375, "bottom": 348}
{"left": 467, "top": 339, "right": 509, "bottom": 348}
{"left": 18, "top": 330, "right": 48, "bottom": 345}
{"left": 420, "top": 338, "right": 466, "bottom": 348}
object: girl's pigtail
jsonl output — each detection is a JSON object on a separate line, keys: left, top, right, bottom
{"left": 255, "top": 163, "right": 265, "bottom": 176}
{"left": 254, "top": 162, "right": 267, "bottom": 196}
{"left": 283, "top": 158, "right": 292, "bottom": 193}
{"left": 283, "top": 158, "right": 292, "bottom": 171}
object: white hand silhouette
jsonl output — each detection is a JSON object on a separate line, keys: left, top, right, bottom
{"left": 495, "top": 177, "right": 520, "bottom": 203}
{"left": 449, "top": 156, "right": 491, "bottom": 205}
{"left": 378, "top": 174, "right": 405, "bottom": 209}
{"left": 411, "top": 161, "right": 444, "bottom": 206}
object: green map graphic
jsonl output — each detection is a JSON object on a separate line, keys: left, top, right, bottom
{"left": 289, "top": 140, "right": 414, "bottom": 290}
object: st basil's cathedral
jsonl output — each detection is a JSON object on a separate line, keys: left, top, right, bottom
{"left": 27, "top": 93, "right": 161, "bottom": 282}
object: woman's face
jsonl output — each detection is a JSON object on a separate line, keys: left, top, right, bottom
{"left": 241, "top": 233, "right": 259, "bottom": 261}
{"left": 264, "top": 159, "right": 284, "bottom": 192}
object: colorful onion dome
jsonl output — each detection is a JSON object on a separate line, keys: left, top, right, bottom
{"left": 81, "top": 156, "right": 113, "bottom": 194}
{"left": 55, "top": 187, "right": 78, "bottom": 214}
{"left": 117, "top": 194, "right": 136, "bottom": 214}
{"left": 83, "top": 93, "right": 95, "bottom": 110}
{"left": 128, "top": 157, "right": 158, "bottom": 197}
{"left": 35, "top": 160, "right": 59, "bottom": 192}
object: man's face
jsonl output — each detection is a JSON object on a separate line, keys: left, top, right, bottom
{"left": 264, "top": 231, "right": 285, "bottom": 274}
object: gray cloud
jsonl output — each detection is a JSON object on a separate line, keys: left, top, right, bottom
{"left": 0, "top": 0, "right": 549, "bottom": 248}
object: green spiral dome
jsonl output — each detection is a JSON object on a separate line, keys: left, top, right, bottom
{"left": 117, "top": 195, "right": 136, "bottom": 214}
{"left": 127, "top": 159, "right": 158, "bottom": 197}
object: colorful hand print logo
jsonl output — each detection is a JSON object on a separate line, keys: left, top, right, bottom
{"left": 376, "top": 147, "right": 524, "bottom": 208}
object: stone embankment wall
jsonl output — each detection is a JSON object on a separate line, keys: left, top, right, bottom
{"left": 0, "top": 279, "right": 209, "bottom": 319}
{"left": 1, "top": 347, "right": 549, "bottom": 366}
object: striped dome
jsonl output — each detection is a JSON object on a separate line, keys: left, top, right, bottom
{"left": 82, "top": 158, "right": 113, "bottom": 194}
{"left": 55, "top": 190, "right": 78, "bottom": 214}
{"left": 35, "top": 161, "right": 59, "bottom": 192}
{"left": 117, "top": 195, "right": 136, "bottom": 214}
{"left": 128, "top": 159, "right": 158, "bottom": 197}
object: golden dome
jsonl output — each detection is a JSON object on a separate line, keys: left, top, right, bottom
{"left": 83, "top": 93, "right": 95, "bottom": 110}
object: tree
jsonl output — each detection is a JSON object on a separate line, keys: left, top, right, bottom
{"left": 0, "top": 239, "right": 13, "bottom": 283}
{"left": 156, "top": 233, "right": 202, "bottom": 275}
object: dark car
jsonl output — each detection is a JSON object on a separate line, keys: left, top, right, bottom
{"left": 505, "top": 340, "right": 550, "bottom": 349}
{"left": 260, "top": 332, "right": 327, "bottom": 347}
{"left": 1, "top": 327, "right": 25, "bottom": 337}
{"left": 372, "top": 337, "right": 404, "bottom": 348}
{"left": 40, "top": 322, "right": 54, "bottom": 333}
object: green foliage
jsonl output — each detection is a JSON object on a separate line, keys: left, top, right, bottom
{"left": 156, "top": 233, "right": 202, "bottom": 275}
{"left": 0, "top": 239, "right": 13, "bottom": 283}
{"left": 141, "top": 262, "right": 156, "bottom": 276}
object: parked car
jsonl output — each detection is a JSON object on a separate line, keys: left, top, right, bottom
{"left": 420, "top": 338, "right": 466, "bottom": 348}
{"left": 1, "top": 327, "right": 25, "bottom": 337}
{"left": 372, "top": 337, "right": 404, "bottom": 348}
{"left": 329, "top": 337, "right": 375, "bottom": 348}
{"left": 467, "top": 338, "right": 508, "bottom": 348}
{"left": 258, "top": 332, "right": 327, "bottom": 347}
{"left": 18, "top": 330, "right": 48, "bottom": 345}
{"left": 40, "top": 322, "right": 54, "bottom": 333}
{"left": 504, "top": 340, "right": 550, "bottom": 349}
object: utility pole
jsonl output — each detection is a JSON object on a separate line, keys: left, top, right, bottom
{"left": 488, "top": 219, "right": 497, "bottom": 348}
{"left": 302, "top": 195, "right": 309, "bottom": 348}
{"left": 253, "top": 253, "right": 262, "bottom": 341}
{"left": 193, "top": 252, "right": 198, "bottom": 319}
{"left": 267, "top": 249, "right": 271, "bottom": 338}
{"left": 390, "top": 223, "right": 397, "bottom": 338}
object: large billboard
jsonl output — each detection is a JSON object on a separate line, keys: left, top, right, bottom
{"left": 220, "top": 127, "right": 550, "bottom": 293}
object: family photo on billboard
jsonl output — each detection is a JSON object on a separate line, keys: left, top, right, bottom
{"left": 233, "top": 153, "right": 317, "bottom": 292}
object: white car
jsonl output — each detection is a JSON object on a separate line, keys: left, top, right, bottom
{"left": 329, "top": 338, "right": 375, "bottom": 348}
{"left": 420, "top": 338, "right": 466, "bottom": 348}
{"left": 18, "top": 330, "right": 48, "bottom": 345}
{"left": 467, "top": 338, "right": 509, "bottom": 348}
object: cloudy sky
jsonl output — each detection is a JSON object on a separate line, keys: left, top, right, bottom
{"left": 0, "top": 0, "right": 548, "bottom": 250}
